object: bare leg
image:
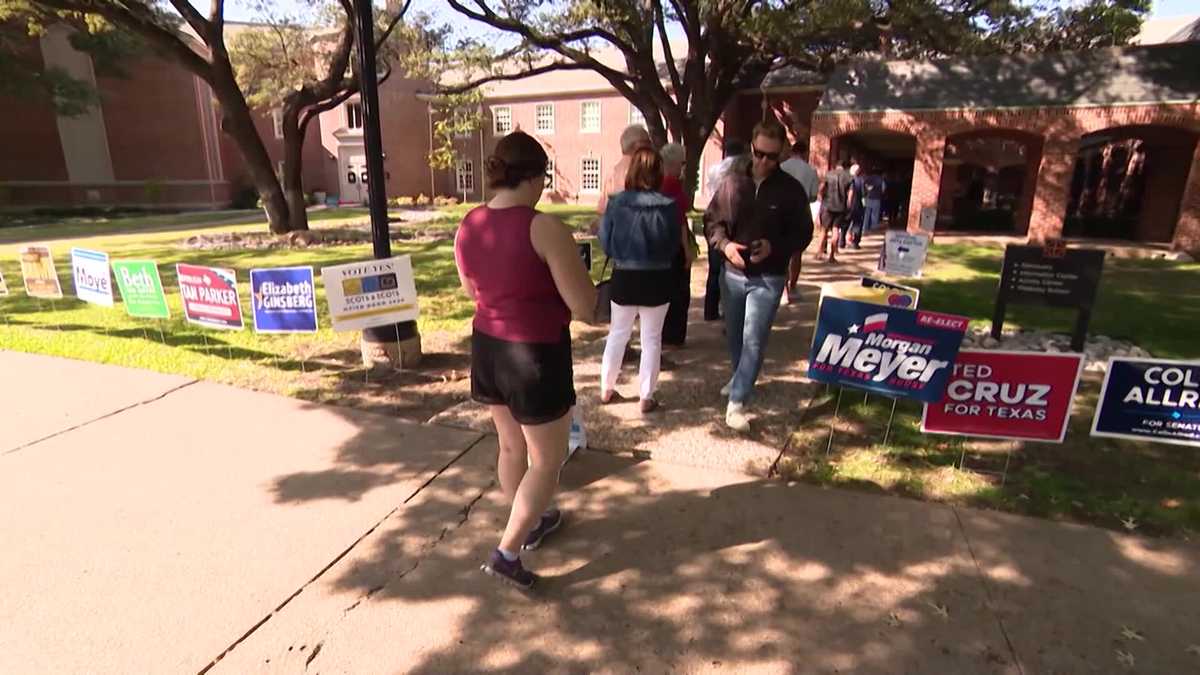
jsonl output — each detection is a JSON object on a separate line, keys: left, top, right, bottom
{"left": 498, "top": 410, "right": 570, "bottom": 554}
{"left": 786, "top": 253, "right": 803, "bottom": 301}
{"left": 490, "top": 405, "right": 528, "bottom": 503}
{"left": 829, "top": 227, "right": 841, "bottom": 263}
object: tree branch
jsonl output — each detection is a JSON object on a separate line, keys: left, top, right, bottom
{"left": 375, "top": 0, "right": 413, "bottom": 49}
{"left": 436, "top": 60, "right": 599, "bottom": 96}
{"left": 445, "top": 0, "right": 638, "bottom": 61}
{"left": 166, "top": 0, "right": 212, "bottom": 43}
{"left": 210, "top": 0, "right": 224, "bottom": 37}
{"left": 652, "top": 0, "right": 682, "bottom": 95}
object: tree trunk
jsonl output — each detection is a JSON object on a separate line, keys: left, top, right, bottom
{"left": 682, "top": 128, "right": 705, "bottom": 203}
{"left": 281, "top": 106, "right": 311, "bottom": 232}
{"left": 210, "top": 73, "right": 293, "bottom": 233}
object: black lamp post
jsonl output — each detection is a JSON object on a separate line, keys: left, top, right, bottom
{"left": 352, "top": 0, "right": 418, "bottom": 359}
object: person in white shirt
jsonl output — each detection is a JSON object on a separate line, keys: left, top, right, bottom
{"left": 779, "top": 141, "right": 819, "bottom": 303}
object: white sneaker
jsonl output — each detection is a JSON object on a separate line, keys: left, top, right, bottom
{"left": 725, "top": 402, "right": 750, "bottom": 432}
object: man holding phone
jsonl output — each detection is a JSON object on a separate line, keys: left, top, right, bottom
{"left": 703, "top": 119, "right": 814, "bottom": 431}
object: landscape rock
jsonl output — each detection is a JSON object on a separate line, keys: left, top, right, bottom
{"left": 961, "top": 323, "right": 1149, "bottom": 371}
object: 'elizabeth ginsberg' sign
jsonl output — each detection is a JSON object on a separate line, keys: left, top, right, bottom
{"left": 1092, "top": 358, "right": 1200, "bottom": 447}
{"left": 807, "top": 297, "right": 968, "bottom": 403}
{"left": 250, "top": 267, "right": 318, "bottom": 333}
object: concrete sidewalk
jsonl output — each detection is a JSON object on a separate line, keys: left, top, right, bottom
{"left": 2, "top": 351, "right": 1199, "bottom": 674}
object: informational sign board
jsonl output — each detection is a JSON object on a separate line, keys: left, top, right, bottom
{"left": 578, "top": 242, "right": 592, "bottom": 271}
{"left": 0, "top": 270, "right": 8, "bottom": 297}
{"left": 70, "top": 248, "right": 114, "bottom": 307}
{"left": 111, "top": 260, "right": 170, "bottom": 319}
{"left": 807, "top": 296, "right": 968, "bottom": 403}
{"left": 249, "top": 266, "right": 318, "bottom": 333}
{"left": 992, "top": 244, "right": 1104, "bottom": 351}
{"left": 876, "top": 231, "right": 930, "bottom": 278}
{"left": 1091, "top": 358, "right": 1200, "bottom": 447}
{"left": 177, "top": 263, "right": 244, "bottom": 330}
{"left": 922, "top": 350, "right": 1085, "bottom": 443}
{"left": 321, "top": 255, "right": 418, "bottom": 332}
{"left": 18, "top": 245, "right": 63, "bottom": 299}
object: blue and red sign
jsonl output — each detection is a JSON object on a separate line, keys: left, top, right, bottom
{"left": 176, "top": 263, "right": 244, "bottom": 330}
{"left": 922, "top": 350, "right": 1084, "bottom": 442}
{"left": 808, "top": 297, "right": 968, "bottom": 402}
{"left": 250, "top": 266, "right": 318, "bottom": 333}
{"left": 1091, "top": 358, "right": 1200, "bottom": 447}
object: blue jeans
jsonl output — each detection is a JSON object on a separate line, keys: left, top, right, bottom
{"left": 863, "top": 199, "right": 883, "bottom": 233}
{"left": 840, "top": 211, "right": 865, "bottom": 248}
{"left": 721, "top": 269, "right": 785, "bottom": 404}
{"left": 704, "top": 245, "right": 724, "bottom": 321}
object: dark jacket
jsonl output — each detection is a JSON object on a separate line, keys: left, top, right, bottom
{"left": 600, "top": 190, "right": 682, "bottom": 271}
{"left": 821, "top": 167, "right": 853, "bottom": 213}
{"left": 703, "top": 167, "right": 814, "bottom": 278}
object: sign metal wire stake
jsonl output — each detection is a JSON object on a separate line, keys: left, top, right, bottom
{"left": 882, "top": 397, "right": 898, "bottom": 446}
{"left": 825, "top": 387, "right": 844, "bottom": 456}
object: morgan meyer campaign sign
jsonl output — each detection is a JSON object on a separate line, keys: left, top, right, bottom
{"left": 250, "top": 267, "right": 318, "bottom": 333}
{"left": 71, "top": 248, "right": 113, "bottom": 307}
{"left": 807, "top": 297, "right": 968, "bottom": 402}
{"left": 922, "top": 350, "right": 1084, "bottom": 443}
{"left": 177, "top": 263, "right": 244, "bottom": 330}
{"left": 321, "top": 255, "right": 418, "bottom": 332}
{"left": 1091, "top": 358, "right": 1200, "bottom": 447}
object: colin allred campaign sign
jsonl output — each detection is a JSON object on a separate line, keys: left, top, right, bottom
{"left": 807, "top": 297, "right": 968, "bottom": 402}
{"left": 922, "top": 350, "right": 1084, "bottom": 443}
{"left": 250, "top": 266, "right": 318, "bottom": 333}
{"left": 1091, "top": 358, "right": 1200, "bottom": 447}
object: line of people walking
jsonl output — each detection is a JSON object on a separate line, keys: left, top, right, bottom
{"left": 453, "top": 121, "right": 822, "bottom": 589}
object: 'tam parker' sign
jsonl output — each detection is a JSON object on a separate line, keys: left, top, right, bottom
{"left": 807, "top": 297, "right": 968, "bottom": 403}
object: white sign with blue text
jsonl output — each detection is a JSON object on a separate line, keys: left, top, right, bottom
{"left": 70, "top": 248, "right": 113, "bottom": 307}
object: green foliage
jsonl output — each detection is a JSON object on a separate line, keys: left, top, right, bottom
{"left": 428, "top": 91, "right": 483, "bottom": 170}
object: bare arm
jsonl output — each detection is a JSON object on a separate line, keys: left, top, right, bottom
{"left": 453, "top": 227, "right": 477, "bottom": 301}
{"left": 531, "top": 213, "right": 597, "bottom": 324}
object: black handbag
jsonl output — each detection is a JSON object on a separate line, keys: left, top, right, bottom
{"left": 594, "top": 256, "right": 613, "bottom": 324}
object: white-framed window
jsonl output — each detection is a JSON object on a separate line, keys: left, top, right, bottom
{"left": 456, "top": 160, "right": 474, "bottom": 193}
{"left": 629, "top": 104, "right": 646, "bottom": 128}
{"left": 545, "top": 158, "right": 556, "bottom": 190}
{"left": 492, "top": 105, "right": 513, "bottom": 135}
{"left": 271, "top": 109, "right": 284, "bottom": 139}
{"left": 535, "top": 103, "right": 555, "bottom": 134}
{"left": 580, "top": 157, "right": 601, "bottom": 193}
{"left": 346, "top": 102, "right": 363, "bottom": 130}
{"left": 580, "top": 101, "right": 601, "bottom": 134}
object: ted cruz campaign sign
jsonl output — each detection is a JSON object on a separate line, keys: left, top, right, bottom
{"left": 250, "top": 267, "right": 318, "bottom": 333}
{"left": 807, "top": 297, "right": 968, "bottom": 402}
{"left": 1091, "top": 358, "right": 1200, "bottom": 447}
{"left": 922, "top": 350, "right": 1084, "bottom": 443}
{"left": 177, "top": 263, "right": 244, "bottom": 330}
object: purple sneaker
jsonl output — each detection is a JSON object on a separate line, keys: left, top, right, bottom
{"left": 480, "top": 550, "right": 537, "bottom": 590}
{"left": 522, "top": 509, "right": 564, "bottom": 551}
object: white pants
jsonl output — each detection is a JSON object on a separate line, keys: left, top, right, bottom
{"left": 601, "top": 302, "right": 670, "bottom": 401}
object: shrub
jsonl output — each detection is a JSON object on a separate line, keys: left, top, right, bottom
{"left": 414, "top": 193, "right": 430, "bottom": 207}
{"left": 394, "top": 196, "right": 414, "bottom": 207}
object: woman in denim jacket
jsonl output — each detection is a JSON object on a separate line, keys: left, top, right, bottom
{"left": 598, "top": 147, "right": 684, "bottom": 413}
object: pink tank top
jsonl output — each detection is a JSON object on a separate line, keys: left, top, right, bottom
{"left": 454, "top": 205, "right": 571, "bottom": 343}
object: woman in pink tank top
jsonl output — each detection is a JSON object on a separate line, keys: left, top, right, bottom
{"left": 454, "top": 131, "right": 596, "bottom": 590}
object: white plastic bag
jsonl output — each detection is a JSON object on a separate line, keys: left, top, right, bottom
{"left": 566, "top": 407, "right": 587, "bottom": 463}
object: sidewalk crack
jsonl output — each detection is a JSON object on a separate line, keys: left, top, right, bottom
{"left": 3, "top": 379, "right": 200, "bottom": 457}
{"left": 952, "top": 506, "right": 1027, "bottom": 675}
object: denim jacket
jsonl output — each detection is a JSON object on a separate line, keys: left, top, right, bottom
{"left": 599, "top": 190, "right": 681, "bottom": 271}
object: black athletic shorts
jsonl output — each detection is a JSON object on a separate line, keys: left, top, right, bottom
{"left": 820, "top": 209, "right": 849, "bottom": 231}
{"left": 470, "top": 327, "right": 576, "bottom": 425}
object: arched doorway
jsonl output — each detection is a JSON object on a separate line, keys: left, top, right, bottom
{"left": 940, "top": 130, "right": 1043, "bottom": 233}
{"left": 830, "top": 130, "right": 916, "bottom": 229}
{"left": 1065, "top": 125, "right": 1199, "bottom": 241}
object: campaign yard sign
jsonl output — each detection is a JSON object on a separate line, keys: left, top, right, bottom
{"left": 111, "top": 260, "right": 170, "bottom": 319}
{"left": 876, "top": 231, "right": 930, "bottom": 278}
{"left": 321, "top": 255, "right": 418, "bottom": 332}
{"left": 922, "top": 350, "right": 1085, "bottom": 443}
{"left": 250, "top": 267, "right": 318, "bottom": 333}
{"left": 0, "top": 270, "right": 8, "bottom": 296}
{"left": 807, "top": 296, "right": 968, "bottom": 402}
{"left": 71, "top": 248, "right": 113, "bottom": 307}
{"left": 860, "top": 276, "right": 920, "bottom": 308}
{"left": 1091, "top": 358, "right": 1200, "bottom": 447}
{"left": 177, "top": 264, "right": 244, "bottom": 330}
{"left": 578, "top": 242, "right": 592, "bottom": 271}
{"left": 18, "top": 245, "right": 63, "bottom": 299}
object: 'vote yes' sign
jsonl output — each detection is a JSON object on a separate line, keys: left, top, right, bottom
{"left": 807, "top": 296, "right": 968, "bottom": 403}
{"left": 922, "top": 350, "right": 1084, "bottom": 443}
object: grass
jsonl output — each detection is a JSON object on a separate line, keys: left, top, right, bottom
{"left": 910, "top": 242, "right": 1200, "bottom": 359}
{"left": 0, "top": 203, "right": 603, "bottom": 398}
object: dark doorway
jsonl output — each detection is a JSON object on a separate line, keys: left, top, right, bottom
{"left": 830, "top": 130, "right": 916, "bottom": 229}
{"left": 940, "top": 130, "right": 1042, "bottom": 233}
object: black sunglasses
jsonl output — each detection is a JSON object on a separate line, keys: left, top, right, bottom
{"left": 752, "top": 147, "right": 780, "bottom": 162}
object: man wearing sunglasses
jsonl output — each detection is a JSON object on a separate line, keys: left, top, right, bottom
{"left": 703, "top": 119, "right": 814, "bottom": 432}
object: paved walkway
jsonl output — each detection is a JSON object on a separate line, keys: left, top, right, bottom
{"left": 3, "top": 350, "right": 1199, "bottom": 674}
